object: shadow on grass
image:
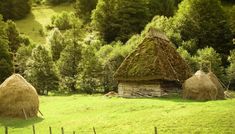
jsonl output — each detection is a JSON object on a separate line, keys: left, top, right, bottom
{"left": 123, "top": 93, "right": 225, "bottom": 103}
{"left": 0, "top": 117, "right": 43, "bottom": 128}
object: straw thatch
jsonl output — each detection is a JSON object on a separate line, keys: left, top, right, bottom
{"left": 114, "top": 28, "right": 191, "bottom": 83}
{"left": 0, "top": 74, "right": 39, "bottom": 118}
{"left": 183, "top": 70, "right": 225, "bottom": 101}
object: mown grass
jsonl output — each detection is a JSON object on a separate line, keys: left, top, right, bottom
{"left": 0, "top": 95, "right": 235, "bottom": 134}
{"left": 15, "top": 3, "right": 74, "bottom": 44}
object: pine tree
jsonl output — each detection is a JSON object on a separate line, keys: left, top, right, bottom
{"left": 5, "top": 20, "right": 21, "bottom": 53}
{"left": 25, "top": 45, "right": 59, "bottom": 95}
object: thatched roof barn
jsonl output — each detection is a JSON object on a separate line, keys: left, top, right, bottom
{"left": 114, "top": 28, "right": 191, "bottom": 97}
{"left": 0, "top": 74, "right": 39, "bottom": 118}
{"left": 183, "top": 70, "right": 225, "bottom": 101}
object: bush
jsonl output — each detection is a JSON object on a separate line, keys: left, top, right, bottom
{"left": 227, "top": 50, "right": 235, "bottom": 89}
{"left": 50, "top": 12, "right": 77, "bottom": 30}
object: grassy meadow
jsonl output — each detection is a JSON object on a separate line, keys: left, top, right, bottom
{"left": 15, "top": 3, "right": 74, "bottom": 44}
{"left": 0, "top": 95, "right": 235, "bottom": 134}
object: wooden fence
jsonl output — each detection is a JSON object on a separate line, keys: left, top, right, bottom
{"left": 3, "top": 126, "right": 158, "bottom": 134}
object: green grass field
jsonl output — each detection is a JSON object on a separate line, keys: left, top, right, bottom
{"left": 15, "top": 3, "right": 74, "bottom": 45}
{"left": 0, "top": 95, "right": 235, "bottom": 134}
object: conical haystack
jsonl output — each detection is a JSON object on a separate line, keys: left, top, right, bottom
{"left": 183, "top": 70, "right": 218, "bottom": 101}
{"left": 0, "top": 74, "right": 39, "bottom": 118}
{"left": 207, "top": 72, "right": 225, "bottom": 99}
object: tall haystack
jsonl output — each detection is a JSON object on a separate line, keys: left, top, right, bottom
{"left": 114, "top": 28, "right": 191, "bottom": 97}
{"left": 207, "top": 72, "right": 225, "bottom": 99}
{"left": 0, "top": 74, "right": 39, "bottom": 118}
{"left": 183, "top": 70, "right": 224, "bottom": 101}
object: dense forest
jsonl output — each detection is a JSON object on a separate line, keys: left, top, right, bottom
{"left": 0, "top": 0, "right": 235, "bottom": 95}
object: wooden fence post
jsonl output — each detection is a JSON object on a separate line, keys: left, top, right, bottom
{"left": 93, "top": 127, "right": 96, "bottom": 134}
{"left": 154, "top": 127, "right": 157, "bottom": 134}
{"left": 32, "top": 125, "right": 36, "bottom": 134}
{"left": 61, "top": 127, "right": 64, "bottom": 134}
{"left": 49, "top": 126, "right": 52, "bottom": 134}
{"left": 5, "top": 126, "right": 8, "bottom": 134}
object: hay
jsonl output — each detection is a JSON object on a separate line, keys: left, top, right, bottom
{"left": 114, "top": 28, "right": 191, "bottom": 83}
{"left": 183, "top": 70, "right": 219, "bottom": 101}
{"left": 105, "top": 91, "right": 118, "bottom": 97}
{"left": 207, "top": 72, "right": 225, "bottom": 99}
{"left": 0, "top": 74, "right": 39, "bottom": 118}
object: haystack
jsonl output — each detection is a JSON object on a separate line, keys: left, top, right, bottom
{"left": 0, "top": 74, "right": 39, "bottom": 118}
{"left": 207, "top": 72, "right": 225, "bottom": 99}
{"left": 183, "top": 70, "right": 224, "bottom": 101}
{"left": 114, "top": 28, "right": 191, "bottom": 97}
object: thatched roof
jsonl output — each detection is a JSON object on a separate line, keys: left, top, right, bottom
{"left": 114, "top": 28, "right": 191, "bottom": 82}
{"left": 0, "top": 74, "right": 39, "bottom": 118}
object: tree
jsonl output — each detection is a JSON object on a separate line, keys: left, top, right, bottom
{"left": 50, "top": 12, "right": 76, "bottom": 30}
{"left": 174, "top": 0, "right": 233, "bottom": 58}
{"left": 78, "top": 45, "right": 102, "bottom": 94}
{"left": 25, "top": 45, "right": 59, "bottom": 95}
{"left": 147, "top": 0, "right": 175, "bottom": 18}
{"left": 229, "top": 6, "right": 235, "bottom": 37}
{"left": 5, "top": 20, "right": 21, "bottom": 53}
{"left": 58, "top": 40, "right": 82, "bottom": 92}
{"left": 0, "top": 16, "right": 13, "bottom": 82}
{"left": 16, "top": 43, "right": 36, "bottom": 75}
{"left": 193, "top": 47, "right": 226, "bottom": 82}
{"left": 0, "top": 0, "right": 31, "bottom": 20}
{"left": 74, "top": 0, "right": 98, "bottom": 22}
{"left": 48, "top": 28, "right": 65, "bottom": 61}
{"left": 92, "top": 0, "right": 149, "bottom": 43}
{"left": 47, "top": 0, "right": 74, "bottom": 5}
{"left": 227, "top": 50, "right": 235, "bottom": 89}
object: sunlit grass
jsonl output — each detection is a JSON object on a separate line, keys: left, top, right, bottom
{"left": 15, "top": 3, "right": 74, "bottom": 45}
{"left": 0, "top": 95, "right": 235, "bottom": 134}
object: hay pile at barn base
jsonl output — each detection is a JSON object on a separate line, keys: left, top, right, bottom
{"left": 0, "top": 74, "right": 39, "bottom": 119}
{"left": 183, "top": 70, "right": 225, "bottom": 101}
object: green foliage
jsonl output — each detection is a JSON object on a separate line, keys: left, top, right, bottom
{"left": 58, "top": 40, "right": 82, "bottom": 92}
{"left": 143, "top": 16, "right": 182, "bottom": 47}
{"left": 0, "top": 0, "right": 31, "bottom": 20}
{"left": 25, "top": 45, "right": 59, "bottom": 95}
{"left": 5, "top": 20, "right": 21, "bottom": 53}
{"left": 174, "top": 0, "right": 233, "bottom": 56}
{"left": 147, "top": 0, "right": 175, "bottom": 17}
{"left": 92, "top": 0, "right": 149, "bottom": 43}
{"left": 227, "top": 50, "right": 235, "bottom": 89}
{"left": 16, "top": 43, "right": 36, "bottom": 75}
{"left": 193, "top": 47, "right": 226, "bottom": 81}
{"left": 0, "top": 15, "right": 13, "bottom": 83}
{"left": 177, "top": 47, "right": 196, "bottom": 73}
{"left": 74, "top": 0, "right": 98, "bottom": 22}
{"left": 48, "top": 28, "right": 65, "bottom": 61}
{"left": 97, "top": 41, "right": 131, "bottom": 92}
{"left": 78, "top": 45, "right": 102, "bottom": 94}
{"left": 50, "top": 12, "right": 78, "bottom": 30}
{"left": 229, "top": 6, "right": 235, "bottom": 37}
{"left": 47, "top": 0, "right": 75, "bottom": 5}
